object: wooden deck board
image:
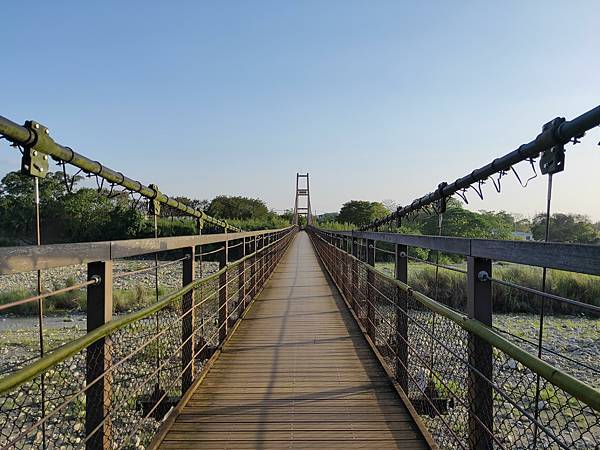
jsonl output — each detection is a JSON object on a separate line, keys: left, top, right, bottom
{"left": 159, "top": 232, "right": 428, "bottom": 449}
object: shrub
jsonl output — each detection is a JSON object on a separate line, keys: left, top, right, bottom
{"left": 0, "top": 289, "right": 38, "bottom": 315}
{"left": 50, "top": 276, "right": 83, "bottom": 311}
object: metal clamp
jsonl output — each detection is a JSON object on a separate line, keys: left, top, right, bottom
{"left": 148, "top": 183, "right": 161, "bottom": 216}
{"left": 21, "top": 121, "right": 53, "bottom": 178}
{"left": 436, "top": 182, "right": 448, "bottom": 213}
{"left": 539, "top": 117, "right": 566, "bottom": 175}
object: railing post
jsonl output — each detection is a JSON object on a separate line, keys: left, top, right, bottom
{"left": 265, "top": 234, "right": 269, "bottom": 280}
{"left": 266, "top": 233, "right": 271, "bottom": 276}
{"left": 394, "top": 244, "right": 409, "bottom": 392}
{"left": 351, "top": 236, "right": 358, "bottom": 310}
{"left": 366, "top": 239, "right": 375, "bottom": 340}
{"left": 86, "top": 261, "right": 113, "bottom": 450}
{"left": 340, "top": 237, "right": 346, "bottom": 289}
{"left": 258, "top": 235, "right": 264, "bottom": 289}
{"left": 467, "top": 256, "right": 493, "bottom": 450}
{"left": 240, "top": 237, "right": 247, "bottom": 310}
{"left": 256, "top": 236, "right": 261, "bottom": 289}
{"left": 181, "top": 247, "right": 195, "bottom": 393}
{"left": 251, "top": 236, "right": 257, "bottom": 299}
{"left": 218, "top": 237, "right": 228, "bottom": 344}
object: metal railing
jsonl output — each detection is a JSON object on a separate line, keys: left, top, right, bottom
{"left": 0, "top": 226, "right": 297, "bottom": 449}
{"left": 308, "top": 226, "right": 599, "bottom": 450}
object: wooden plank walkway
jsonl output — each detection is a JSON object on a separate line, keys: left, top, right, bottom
{"left": 158, "top": 231, "right": 428, "bottom": 449}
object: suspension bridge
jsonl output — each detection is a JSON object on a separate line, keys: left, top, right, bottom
{"left": 0, "top": 106, "right": 599, "bottom": 449}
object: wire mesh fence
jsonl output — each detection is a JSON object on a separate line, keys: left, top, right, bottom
{"left": 309, "top": 228, "right": 600, "bottom": 450}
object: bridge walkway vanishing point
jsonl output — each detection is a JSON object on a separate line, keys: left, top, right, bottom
{"left": 155, "top": 231, "right": 429, "bottom": 449}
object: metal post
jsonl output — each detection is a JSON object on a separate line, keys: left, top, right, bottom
{"left": 239, "top": 238, "right": 247, "bottom": 310}
{"left": 394, "top": 244, "right": 409, "bottom": 392}
{"left": 351, "top": 236, "right": 358, "bottom": 311}
{"left": 218, "top": 237, "right": 228, "bottom": 344}
{"left": 33, "top": 177, "right": 47, "bottom": 450}
{"left": 340, "top": 237, "right": 347, "bottom": 299}
{"left": 251, "top": 236, "right": 257, "bottom": 299}
{"left": 265, "top": 234, "right": 270, "bottom": 278}
{"left": 259, "top": 236, "right": 264, "bottom": 288}
{"left": 181, "top": 247, "right": 195, "bottom": 393}
{"left": 467, "top": 256, "right": 493, "bottom": 450}
{"left": 196, "top": 219, "right": 203, "bottom": 279}
{"left": 366, "top": 239, "right": 375, "bottom": 340}
{"left": 86, "top": 261, "right": 113, "bottom": 450}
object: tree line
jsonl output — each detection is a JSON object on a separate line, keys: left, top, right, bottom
{"left": 0, "top": 171, "right": 289, "bottom": 246}
{"left": 318, "top": 199, "right": 600, "bottom": 244}
{"left": 2, "top": 170, "right": 598, "bottom": 246}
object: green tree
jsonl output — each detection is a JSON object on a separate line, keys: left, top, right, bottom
{"left": 421, "top": 205, "right": 513, "bottom": 239}
{"left": 59, "top": 188, "right": 145, "bottom": 241}
{"left": 337, "top": 200, "right": 388, "bottom": 227}
{"left": 531, "top": 213, "right": 599, "bottom": 243}
{"left": 316, "top": 212, "right": 338, "bottom": 224}
{"left": 0, "top": 171, "right": 73, "bottom": 244}
{"left": 0, "top": 171, "right": 146, "bottom": 245}
{"left": 207, "top": 196, "right": 269, "bottom": 220}
{"left": 279, "top": 209, "right": 294, "bottom": 222}
{"left": 161, "top": 196, "right": 208, "bottom": 218}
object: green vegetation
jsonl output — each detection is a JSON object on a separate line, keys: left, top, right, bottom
{"left": 0, "top": 277, "right": 86, "bottom": 316}
{"left": 337, "top": 200, "right": 389, "bottom": 227}
{"left": 0, "top": 171, "right": 291, "bottom": 246}
{"left": 0, "top": 289, "right": 40, "bottom": 315}
{"left": 113, "top": 285, "right": 167, "bottom": 313}
{"left": 317, "top": 197, "right": 600, "bottom": 244}
{"left": 207, "top": 195, "right": 268, "bottom": 220}
{"left": 531, "top": 213, "right": 599, "bottom": 243}
{"left": 0, "top": 281, "right": 168, "bottom": 316}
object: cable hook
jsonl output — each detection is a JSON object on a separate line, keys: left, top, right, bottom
{"left": 491, "top": 170, "right": 506, "bottom": 193}
{"left": 511, "top": 158, "right": 538, "bottom": 188}
{"left": 456, "top": 189, "right": 469, "bottom": 204}
{"left": 469, "top": 180, "right": 485, "bottom": 200}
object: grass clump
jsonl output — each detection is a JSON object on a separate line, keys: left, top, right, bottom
{"left": 50, "top": 276, "right": 84, "bottom": 311}
{"left": 1, "top": 281, "right": 168, "bottom": 316}
{"left": 113, "top": 284, "right": 166, "bottom": 313}
{"left": 0, "top": 289, "right": 39, "bottom": 315}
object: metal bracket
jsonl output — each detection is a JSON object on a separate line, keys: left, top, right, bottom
{"left": 436, "top": 182, "right": 448, "bottom": 213}
{"left": 539, "top": 117, "right": 566, "bottom": 175}
{"left": 148, "top": 183, "right": 161, "bottom": 216}
{"left": 20, "top": 121, "right": 53, "bottom": 178}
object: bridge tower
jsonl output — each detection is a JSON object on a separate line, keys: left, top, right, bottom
{"left": 293, "top": 173, "right": 313, "bottom": 226}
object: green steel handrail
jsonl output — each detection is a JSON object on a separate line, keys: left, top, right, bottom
{"left": 0, "top": 114, "right": 241, "bottom": 232}
{"left": 0, "top": 227, "right": 296, "bottom": 394}
{"left": 310, "top": 228, "right": 600, "bottom": 412}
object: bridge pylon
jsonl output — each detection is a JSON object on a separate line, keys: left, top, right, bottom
{"left": 293, "top": 172, "right": 312, "bottom": 226}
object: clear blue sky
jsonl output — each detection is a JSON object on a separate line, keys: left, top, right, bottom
{"left": 1, "top": 1, "right": 599, "bottom": 219}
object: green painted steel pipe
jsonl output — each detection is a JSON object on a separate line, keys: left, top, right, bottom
{"left": 0, "top": 226, "right": 296, "bottom": 394}
{"left": 0, "top": 114, "right": 240, "bottom": 232}
{"left": 310, "top": 228, "right": 600, "bottom": 412}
